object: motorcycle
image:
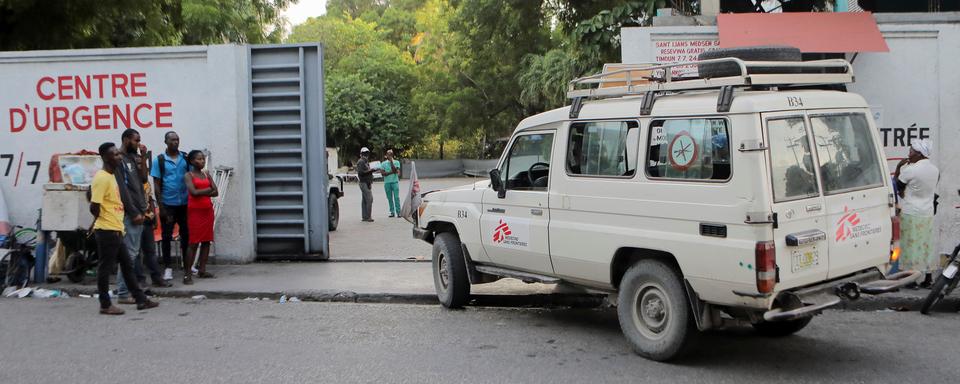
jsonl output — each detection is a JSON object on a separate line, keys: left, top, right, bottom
{"left": 920, "top": 243, "right": 960, "bottom": 315}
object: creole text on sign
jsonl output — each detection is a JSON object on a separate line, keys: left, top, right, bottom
{"left": 7, "top": 72, "right": 174, "bottom": 134}
{"left": 653, "top": 39, "right": 721, "bottom": 77}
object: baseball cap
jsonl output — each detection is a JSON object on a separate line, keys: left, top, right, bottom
{"left": 360, "top": 147, "right": 370, "bottom": 153}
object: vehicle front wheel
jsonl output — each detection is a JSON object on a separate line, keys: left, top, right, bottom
{"left": 432, "top": 232, "right": 470, "bottom": 308}
{"left": 752, "top": 317, "right": 812, "bottom": 337}
{"left": 617, "top": 260, "right": 698, "bottom": 361}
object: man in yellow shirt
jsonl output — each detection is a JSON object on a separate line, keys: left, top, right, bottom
{"left": 91, "top": 142, "right": 158, "bottom": 315}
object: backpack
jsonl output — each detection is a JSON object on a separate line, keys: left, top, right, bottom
{"left": 156, "top": 151, "right": 188, "bottom": 179}
{"left": 155, "top": 151, "right": 188, "bottom": 201}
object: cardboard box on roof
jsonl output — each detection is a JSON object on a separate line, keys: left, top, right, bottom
{"left": 599, "top": 63, "right": 656, "bottom": 88}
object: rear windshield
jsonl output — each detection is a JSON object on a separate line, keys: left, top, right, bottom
{"left": 809, "top": 113, "right": 883, "bottom": 194}
{"left": 768, "top": 117, "right": 818, "bottom": 203}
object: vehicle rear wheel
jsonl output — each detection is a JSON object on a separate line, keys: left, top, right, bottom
{"left": 432, "top": 232, "right": 470, "bottom": 308}
{"left": 617, "top": 260, "right": 698, "bottom": 361}
{"left": 752, "top": 317, "right": 812, "bottom": 337}
{"left": 697, "top": 45, "right": 802, "bottom": 78}
{"left": 920, "top": 276, "right": 952, "bottom": 315}
{"left": 328, "top": 194, "right": 339, "bottom": 232}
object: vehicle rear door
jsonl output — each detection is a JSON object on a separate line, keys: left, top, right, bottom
{"left": 764, "top": 113, "right": 831, "bottom": 287}
{"left": 807, "top": 111, "right": 891, "bottom": 278}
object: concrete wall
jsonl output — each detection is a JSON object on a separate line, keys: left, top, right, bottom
{"left": 0, "top": 45, "right": 256, "bottom": 263}
{"left": 621, "top": 13, "right": 960, "bottom": 255}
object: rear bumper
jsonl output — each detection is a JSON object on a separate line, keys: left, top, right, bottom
{"left": 762, "top": 268, "right": 922, "bottom": 322}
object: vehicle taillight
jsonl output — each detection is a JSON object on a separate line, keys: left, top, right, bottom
{"left": 890, "top": 216, "right": 901, "bottom": 263}
{"left": 755, "top": 240, "right": 777, "bottom": 294}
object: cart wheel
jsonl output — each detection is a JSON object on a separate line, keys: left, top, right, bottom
{"left": 65, "top": 252, "right": 85, "bottom": 283}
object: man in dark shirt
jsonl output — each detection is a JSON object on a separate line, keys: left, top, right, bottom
{"left": 116, "top": 129, "right": 170, "bottom": 304}
{"left": 356, "top": 147, "right": 376, "bottom": 222}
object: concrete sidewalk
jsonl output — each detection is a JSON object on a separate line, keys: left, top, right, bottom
{"left": 38, "top": 261, "right": 959, "bottom": 311}
{"left": 40, "top": 261, "right": 602, "bottom": 307}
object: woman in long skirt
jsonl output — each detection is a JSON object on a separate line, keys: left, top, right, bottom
{"left": 895, "top": 139, "right": 939, "bottom": 287}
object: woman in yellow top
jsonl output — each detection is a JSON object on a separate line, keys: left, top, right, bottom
{"left": 90, "top": 142, "right": 158, "bottom": 315}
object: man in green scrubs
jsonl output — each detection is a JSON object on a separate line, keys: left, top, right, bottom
{"left": 381, "top": 149, "right": 402, "bottom": 217}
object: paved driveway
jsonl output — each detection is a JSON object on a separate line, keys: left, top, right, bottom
{"left": 329, "top": 177, "right": 481, "bottom": 260}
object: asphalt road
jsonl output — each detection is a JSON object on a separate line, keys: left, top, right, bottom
{"left": 2, "top": 299, "right": 958, "bottom": 384}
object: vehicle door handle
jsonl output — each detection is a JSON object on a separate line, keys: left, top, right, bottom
{"left": 805, "top": 204, "right": 822, "bottom": 212}
{"left": 487, "top": 208, "right": 505, "bottom": 214}
{"left": 530, "top": 208, "right": 543, "bottom": 216}
{"left": 785, "top": 229, "right": 827, "bottom": 246}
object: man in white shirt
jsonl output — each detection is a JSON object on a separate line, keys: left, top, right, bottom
{"left": 894, "top": 139, "right": 940, "bottom": 286}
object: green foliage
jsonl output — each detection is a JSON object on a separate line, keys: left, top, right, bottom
{"left": 0, "top": 0, "right": 291, "bottom": 50}
{"left": 289, "top": 0, "right": 699, "bottom": 160}
{"left": 518, "top": 48, "right": 580, "bottom": 112}
{"left": 289, "top": 15, "right": 419, "bottom": 156}
{"left": 180, "top": 0, "right": 292, "bottom": 44}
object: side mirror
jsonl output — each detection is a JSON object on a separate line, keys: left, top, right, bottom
{"left": 489, "top": 169, "right": 506, "bottom": 199}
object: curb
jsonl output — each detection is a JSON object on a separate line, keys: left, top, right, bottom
{"left": 48, "top": 286, "right": 607, "bottom": 308}
{"left": 44, "top": 285, "right": 960, "bottom": 312}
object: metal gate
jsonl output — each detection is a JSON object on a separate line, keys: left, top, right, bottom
{"left": 248, "top": 44, "right": 328, "bottom": 259}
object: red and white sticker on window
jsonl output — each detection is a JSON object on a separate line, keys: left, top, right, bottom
{"left": 668, "top": 130, "right": 699, "bottom": 171}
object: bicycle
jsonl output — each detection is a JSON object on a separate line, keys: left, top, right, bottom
{"left": 920, "top": 243, "right": 960, "bottom": 315}
{"left": 1, "top": 226, "right": 38, "bottom": 290}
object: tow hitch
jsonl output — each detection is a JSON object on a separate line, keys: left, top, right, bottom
{"left": 762, "top": 269, "right": 922, "bottom": 322}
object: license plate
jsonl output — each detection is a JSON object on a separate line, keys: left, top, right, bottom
{"left": 791, "top": 248, "right": 819, "bottom": 273}
{"left": 944, "top": 264, "right": 959, "bottom": 279}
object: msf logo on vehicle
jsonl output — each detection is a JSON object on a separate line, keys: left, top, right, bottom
{"left": 493, "top": 220, "right": 512, "bottom": 244}
{"left": 835, "top": 206, "right": 881, "bottom": 242}
{"left": 835, "top": 207, "right": 861, "bottom": 241}
{"left": 492, "top": 219, "right": 529, "bottom": 248}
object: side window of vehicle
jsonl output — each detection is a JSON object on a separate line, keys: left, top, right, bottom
{"left": 768, "top": 117, "right": 820, "bottom": 202}
{"left": 567, "top": 121, "right": 639, "bottom": 177}
{"left": 809, "top": 113, "right": 884, "bottom": 194}
{"left": 502, "top": 133, "right": 554, "bottom": 191}
{"left": 646, "top": 118, "right": 730, "bottom": 181}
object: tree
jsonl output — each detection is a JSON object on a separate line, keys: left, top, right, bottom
{"left": 440, "top": 0, "right": 553, "bottom": 140}
{"left": 518, "top": 47, "right": 580, "bottom": 112}
{"left": 178, "top": 0, "right": 294, "bottom": 44}
{"left": 289, "top": 15, "right": 420, "bottom": 156}
{"left": 0, "top": 0, "right": 292, "bottom": 51}
{"left": 285, "top": 0, "right": 700, "bottom": 159}
{"left": 517, "top": 0, "right": 699, "bottom": 112}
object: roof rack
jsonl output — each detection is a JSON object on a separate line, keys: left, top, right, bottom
{"left": 566, "top": 58, "right": 854, "bottom": 116}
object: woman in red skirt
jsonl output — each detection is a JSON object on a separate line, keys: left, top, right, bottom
{"left": 183, "top": 150, "right": 218, "bottom": 285}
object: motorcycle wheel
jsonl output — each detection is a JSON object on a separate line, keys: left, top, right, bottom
{"left": 920, "top": 275, "right": 952, "bottom": 315}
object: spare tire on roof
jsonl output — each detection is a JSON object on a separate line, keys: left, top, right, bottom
{"left": 697, "top": 46, "right": 802, "bottom": 78}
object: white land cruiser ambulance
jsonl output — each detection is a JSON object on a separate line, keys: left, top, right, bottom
{"left": 412, "top": 47, "right": 921, "bottom": 361}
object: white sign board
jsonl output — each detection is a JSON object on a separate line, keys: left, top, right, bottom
{"left": 0, "top": 45, "right": 255, "bottom": 262}
{"left": 652, "top": 39, "right": 721, "bottom": 77}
